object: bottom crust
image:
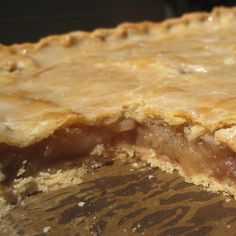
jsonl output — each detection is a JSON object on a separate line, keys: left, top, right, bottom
{"left": 140, "top": 150, "right": 236, "bottom": 198}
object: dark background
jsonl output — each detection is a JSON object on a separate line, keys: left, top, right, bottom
{"left": 1, "top": 0, "right": 236, "bottom": 44}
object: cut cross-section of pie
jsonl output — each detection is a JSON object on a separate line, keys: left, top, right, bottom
{"left": 1, "top": 7, "right": 236, "bottom": 216}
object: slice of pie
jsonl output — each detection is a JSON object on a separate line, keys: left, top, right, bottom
{"left": 1, "top": 7, "right": 236, "bottom": 216}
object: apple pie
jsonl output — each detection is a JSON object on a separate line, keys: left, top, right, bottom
{"left": 1, "top": 7, "right": 236, "bottom": 216}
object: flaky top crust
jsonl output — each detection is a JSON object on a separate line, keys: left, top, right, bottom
{"left": 1, "top": 7, "right": 236, "bottom": 149}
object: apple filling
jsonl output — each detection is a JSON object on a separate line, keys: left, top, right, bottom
{"left": 0, "top": 118, "right": 236, "bottom": 199}
{"left": 136, "top": 119, "right": 236, "bottom": 183}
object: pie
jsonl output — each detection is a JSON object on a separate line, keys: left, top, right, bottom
{"left": 1, "top": 7, "right": 236, "bottom": 216}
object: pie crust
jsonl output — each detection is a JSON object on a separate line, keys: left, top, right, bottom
{"left": 1, "top": 7, "right": 236, "bottom": 216}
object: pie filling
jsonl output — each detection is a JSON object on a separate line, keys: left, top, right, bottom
{"left": 1, "top": 118, "right": 236, "bottom": 199}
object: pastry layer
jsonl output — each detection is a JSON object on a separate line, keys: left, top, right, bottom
{"left": 1, "top": 7, "right": 236, "bottom": 150}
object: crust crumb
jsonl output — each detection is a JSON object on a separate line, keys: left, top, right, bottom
{"left": 43, "top": 226, "right": 51, "bottom": 233}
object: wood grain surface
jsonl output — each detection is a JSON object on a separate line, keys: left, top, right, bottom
{"left": 0, "top": 159, "right": 236, "bottom": 236}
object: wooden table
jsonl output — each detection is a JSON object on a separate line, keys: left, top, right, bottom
{"left": 0, "top": 160, "right": 235, "bottom": 235}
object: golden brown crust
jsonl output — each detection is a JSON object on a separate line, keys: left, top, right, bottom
{"left": 1, "top": 7, "right": 236, "bottom": 148}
